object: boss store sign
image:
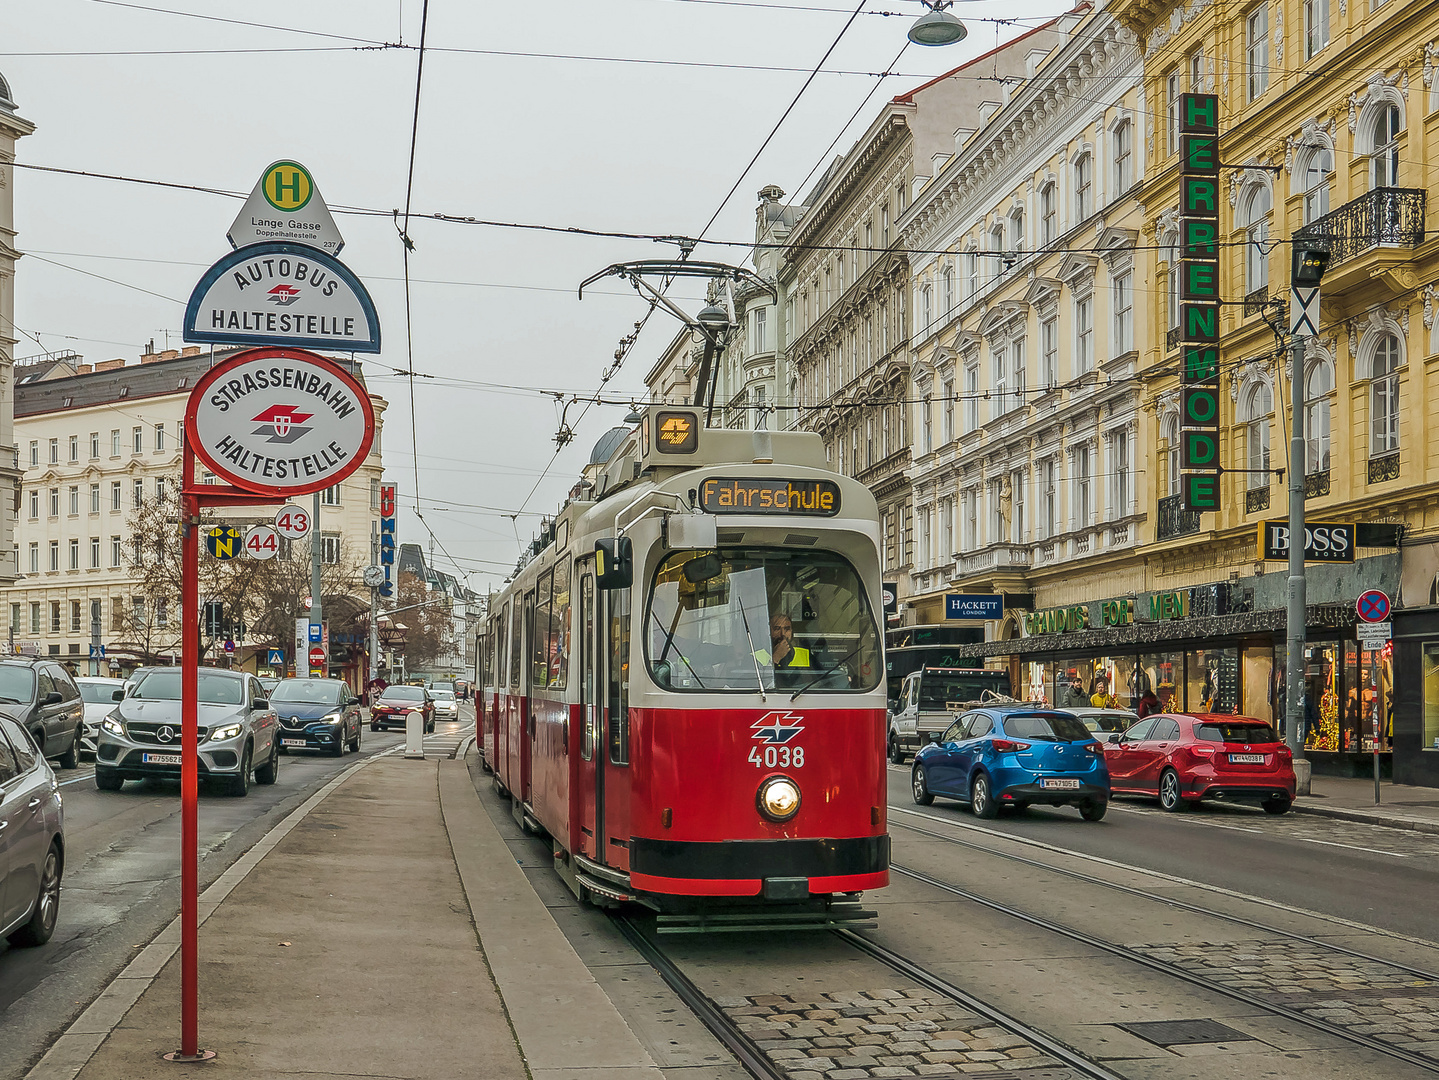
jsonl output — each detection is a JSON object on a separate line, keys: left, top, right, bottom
{"left": 1259, "top": 520, "right": 1356, "bottom": 562}
{"left": 1177, "top": 92, "right": 1223, "bottom": 514}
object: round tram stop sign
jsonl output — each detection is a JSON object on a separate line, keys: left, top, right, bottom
{"left": 184, "top": 347, "right": 374, "bottom": 498}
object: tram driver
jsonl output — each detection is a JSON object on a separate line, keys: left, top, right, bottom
{"left": 755, "top": 613, "right": 812, "bottom": 685}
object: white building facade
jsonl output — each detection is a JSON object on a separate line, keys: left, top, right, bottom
{"left": 0, "top": 73, "right": 36, "bottom": 587}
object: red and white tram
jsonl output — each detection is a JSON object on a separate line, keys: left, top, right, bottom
{"left": 477, "top": 409, "right": 888, "bottom": 917}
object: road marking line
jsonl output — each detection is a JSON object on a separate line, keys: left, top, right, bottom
{"left": 887, "top": 803, "right": 1439, "bottom": 946}
{"left": 1295, "top": 836, "right": 1409, "bottom": 857}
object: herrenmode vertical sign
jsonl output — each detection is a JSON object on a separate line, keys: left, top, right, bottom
{"left": 1177, "top": 92, "right": 1221, "bottom": 513}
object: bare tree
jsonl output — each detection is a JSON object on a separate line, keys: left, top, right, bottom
{"left": 125, "top": 480, "right": 365, "bottom": 664}
{"left": 389, "top": 570, "right": 454, "bottom": 671}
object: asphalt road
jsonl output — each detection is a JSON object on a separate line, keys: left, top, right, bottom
{"left": 0, "top": 707, "right": 476, "bottom": 1080}
{"left": 885, "top": 763, "right": 1439, "bottom": 940}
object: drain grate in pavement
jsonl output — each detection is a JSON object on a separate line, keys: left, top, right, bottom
{"left": 1116, "top": 1019, "right": 1255, "bottom": 1047}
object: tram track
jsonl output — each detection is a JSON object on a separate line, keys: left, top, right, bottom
{"left": 613, "top": 912, "right": 1124, "bottom": 1080}
{"left": 888, "top": 810, "right": 1439, "bottom": 980}
{"left": 888, "top": 858, "right": 1439, "bottom": 1076}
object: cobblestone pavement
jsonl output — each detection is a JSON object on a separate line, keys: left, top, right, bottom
{"left": 1135, "top": 939, "right": 1439, "bottom": 1057}
{"left": 719, "top": 988, "right": 1075, "bottom": 1079}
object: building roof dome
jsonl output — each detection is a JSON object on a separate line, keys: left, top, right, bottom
{"left": 0, "top": 72, "right": 14, "bottom": 114}
{"left": 588, "top": 426, "right": 631, "bottom": 465}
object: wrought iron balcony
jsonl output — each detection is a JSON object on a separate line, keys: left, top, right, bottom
{"left": 1156, "top": 493, "right": 1201, "bottom": 541}
{"left": 1294, "top": 187, "right": 1425, "bottom": 266}
{"left": 1368, "top": 453, "right": 1400, "bottom": 485}
{"left": 1305, "top": 469, "right": 1330, "bottom": 497}
{"left": 1243, "top": 287, "right": 1270, "bottom": 318}
{"left": 1245, "top": 486, "right": 1270, "bottom": 514}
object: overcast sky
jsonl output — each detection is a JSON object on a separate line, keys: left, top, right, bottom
{"left": 4, "top": 0, "right": 1059, "bottom": 591}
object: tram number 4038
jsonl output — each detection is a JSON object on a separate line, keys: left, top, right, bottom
{"left": 748, "top": 745, "right": 805, "bottom": 768}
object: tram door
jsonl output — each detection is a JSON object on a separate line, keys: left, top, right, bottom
{"left": 603, "top": 587, "right": 632, "bottom": 872}
{"left": 577, "top": 566, "right": 600, "bottom": 860}
{"left": 520, "top": 589, "right": 535, "bottom": 807}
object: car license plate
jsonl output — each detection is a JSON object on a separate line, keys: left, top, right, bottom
{"left": 1230, "top": 753, "right": 1265, "bottom": 763}
{"left": 142, "top": 752, "right": 181, "bottom": 765}
{"left": 282, "top": 738, "right": 308, "bottom": 747}
{"left": 1041, "top": 778, "right": 1080, "bottom": 790}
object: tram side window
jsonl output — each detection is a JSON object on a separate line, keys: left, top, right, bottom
{"left": 608, "top": 588, "right": 631, "bottom": 765}
{"left": 508, "top": 599, "right": 523, "bottom": 691}
{"left": 550, "top": 561, "right": 572, "bottom": 690}
{"left": 533, "top": 571, "right": 553, "bottom": 689}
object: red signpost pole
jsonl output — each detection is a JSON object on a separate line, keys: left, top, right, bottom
{"left": 178, "top": 442, "right": 207, "bottom": 1060}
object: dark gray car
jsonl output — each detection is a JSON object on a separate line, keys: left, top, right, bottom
{"left": 0, "top": 659, "right": 85, "bottom": 770}
{"left": 0, "top": 717, "right": 64, "bottom": 947}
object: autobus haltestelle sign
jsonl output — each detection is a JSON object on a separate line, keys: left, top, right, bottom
{"left": 184, "top": 347, "right": 374, "bottom": 498}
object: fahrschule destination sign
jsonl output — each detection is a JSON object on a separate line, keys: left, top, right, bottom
{"left": 182, "top": 242, "right": 381, "bottom": 353}
{"left": 184, "top": 347, "right": 375, "bottom": 498}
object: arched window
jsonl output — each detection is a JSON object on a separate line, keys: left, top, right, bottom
{"left": 1242, "top": 382, "right": 1273, "bottom": 490}
{"left": 1299, "top": 146, "right": 1332, "bottom": 223}
{"left": 1161, "top": 413, "right": 1181, "bottom": 496}
{"left": 1305, "top": 356, "right": 1334, "bottom": 474}
{"left": 1010, "top": 208, "right": 1025, "bottom": 254}
{"left": 1371, "top": 333, "right": 1401, "bottom": 455}
{"left": 1242, "top": 185, "right": 1272, "bottom": 293}
{"left": 1371, "top": 105, "right": 1401, "bottom": 188}
{"left": 942, "top": 266, "right": 954, "bottom": 313}
{"left": 1074, "top": 153, "right": 1093, "bottom": 220}
{"left": 1040, "top": 183, "right": 1057, "bottom": 245}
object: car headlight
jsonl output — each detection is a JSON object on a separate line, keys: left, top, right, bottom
{"left": 322, "top": 712, "right": 343, "bottom": 724}
{"left": 101, "top": 716, "right": 125, "bottom": 737}
{"left": 208, "top": 723, "right": 243, "bottom": 742}
{"left": 756, "top": 776, "right": 801, "bottom": 823}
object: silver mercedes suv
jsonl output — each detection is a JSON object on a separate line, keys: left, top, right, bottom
{"left": 94, "top": 668, "right": 279, "bottom": 797}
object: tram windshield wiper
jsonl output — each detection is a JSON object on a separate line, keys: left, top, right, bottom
{"left": 789, "top": 645, "right": 862, "bottom": 702}
{"left": 649, "top": 610, "right": 708, "bottom": 690}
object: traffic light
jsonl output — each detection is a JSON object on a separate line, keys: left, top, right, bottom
{"left": 1292, "top": 237, "right": 1332, "bottom": 284}
{"left": 203, "top": 601, "right": 223, "bottom": 637}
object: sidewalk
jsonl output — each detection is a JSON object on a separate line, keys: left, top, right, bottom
{"left": 1294, "top": 773, "right": 1439, "bottom": 835}
{"left": 26, "top": 750, "right": 663, "bottom": 1080}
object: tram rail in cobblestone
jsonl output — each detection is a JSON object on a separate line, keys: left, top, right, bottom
{"left": 612, "top": 914, "right": 790, "bottom": 1080}
{"left": 615, "top": 911, "right": 1121, "bottom": 1080}
{"left": 891, "top": 861, "right": 1439, "bottom": 1076}
{"left": 889, "top": 812, "right": 1439, "bottom": 982}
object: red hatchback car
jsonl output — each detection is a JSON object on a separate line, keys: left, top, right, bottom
{"left": 1103, "top": 713, "right": 1295, "bottom": 814}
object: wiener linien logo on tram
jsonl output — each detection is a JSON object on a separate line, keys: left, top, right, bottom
{"left": 751, "top": 712, "right": 806, "bottom": 745}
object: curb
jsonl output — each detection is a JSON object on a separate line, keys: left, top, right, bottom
{"left": 24, "top": 754, "right": 385, "bottom": 1080}
{"left": 1290, "top": 800, "right": 1439, "bottom": 836}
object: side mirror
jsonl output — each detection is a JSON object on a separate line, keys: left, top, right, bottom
{"left": 1107, "top": 732, "right": 1122, "bottom": 744}
{"left": 926, "top": 731, "right": 942, "bottom": 744}
{"left": 44, "top": 691, "right": 62, "bottom": 705}
{"left": 112, "top": 689, "right": 126, "bottom": 702}
{"left": 349, "top": 697, "right": 361, "bottom": 706}
{"left": 595, "top": 537, "right": 633, "bottom": 590}
{"left": 251, "top": 698, "right": 269, "bottom": 711}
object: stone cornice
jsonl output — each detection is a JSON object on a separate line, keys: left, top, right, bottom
{"left": 786, "top": 112, "right": 910, "bottom": 255}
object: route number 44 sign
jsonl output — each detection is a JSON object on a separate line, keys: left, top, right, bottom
{"left": 245, "top": 525, "right": 280, "bottom": 561}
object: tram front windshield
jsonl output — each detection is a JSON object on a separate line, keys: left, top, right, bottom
{"left": 646, "top": 548, "right": 880, "bottom": 695}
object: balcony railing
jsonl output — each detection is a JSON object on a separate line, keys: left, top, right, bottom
{"left": 1294, "top": 187, "right": 1425, "bottom": 266}
{"left": 1156, "top": 493, "right": 1201, "bottom": 540}
{"left": 1245, "top": 486, "right": 1270, "bottom": 514}
{"left": 1368, "top": 453, "right": 1400, "bottom": 485}
{"left": 1243, "top": 287, "right": 1270, "bottom": 318}
{"left": 1305, "top": 469, "right": 1330, "bottom": 497}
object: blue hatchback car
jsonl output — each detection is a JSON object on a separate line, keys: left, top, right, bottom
{"left": 911, "top": 705, "right": 1111, "bottom": 821}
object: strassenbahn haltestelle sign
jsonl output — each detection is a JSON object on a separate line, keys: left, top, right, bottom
{"left": 184, "top": 347, "right": 375, "bottom": 498}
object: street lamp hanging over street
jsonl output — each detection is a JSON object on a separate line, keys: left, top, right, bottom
{"left": 908, "top": 0, "right": 968, "bottom": 46}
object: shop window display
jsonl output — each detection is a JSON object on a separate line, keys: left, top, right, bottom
{"left": 1187, "top": 648, "right": 1239, "bottom": 714}
{"left": 1139, "top": 652, "right": 1184, "bottom": 714}
{"left": 1304, "top": 642, "right": 1341, "bottom": 751}
{"left": 1424, "top": 644, "right": 1439, "bottom": 750}
{"left": 1242, "top": 645, "right": 1275, "bottom": 723}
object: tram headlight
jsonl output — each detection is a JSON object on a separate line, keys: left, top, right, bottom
{"left": 757, "top": 776, "right": 801, "bottom": 823}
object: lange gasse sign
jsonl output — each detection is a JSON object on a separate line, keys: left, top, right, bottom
{"left": 185, "top": 347, "right": 375, "bottom": 498}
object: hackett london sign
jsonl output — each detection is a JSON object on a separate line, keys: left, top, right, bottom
{"left": 184, "top": 347, "right": 375, "bottom": 498}
{"left": 182, "top": 242, "right": 381, "bottom": 353}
